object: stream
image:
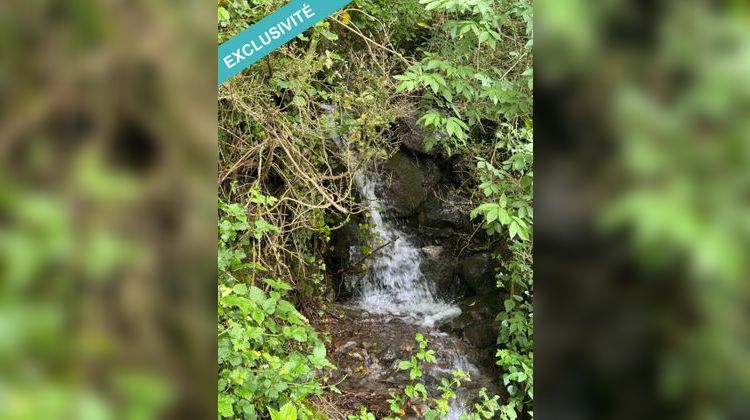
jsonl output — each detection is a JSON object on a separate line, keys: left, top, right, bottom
{"left": 325, "top": 119, "right": 500, "bottom": 417}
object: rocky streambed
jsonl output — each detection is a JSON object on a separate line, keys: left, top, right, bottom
{"left": 319, "top": 305, "right": 499, "bottom": 417}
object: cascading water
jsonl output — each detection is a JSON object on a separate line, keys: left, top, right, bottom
{"left": 327, "top": 106, "right": 495, "bottom": 417}
{"left": 351, "top": 170, "right": 461, "bottom": 327}
{"left": 351, "top": 168, "right": 481, "bottom": 417}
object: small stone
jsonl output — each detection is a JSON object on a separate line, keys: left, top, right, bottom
{"left": 381, "top": 348, "right": 398, "bottom": 362}
{"left": 421, "top": 245, "right": 444, "bottom": 258}
{"left": 335, "top": 340, "right": 357, "bottom": 354}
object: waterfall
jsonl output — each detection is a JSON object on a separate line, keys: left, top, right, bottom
{"left": 327, "top": 107, "right": 490, "bottom": 418}
{"left": 353, "top": 171, "right": 480, "bottom": 416}
{"left": 322, "top": 103, "right": 461, "bottom": 327}
{"left": 351, "top": 170, "right": 461, "bottom": 327}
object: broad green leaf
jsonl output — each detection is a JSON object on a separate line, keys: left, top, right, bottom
{"left": 398, "top": 360, "right": 412, "bottom": 370}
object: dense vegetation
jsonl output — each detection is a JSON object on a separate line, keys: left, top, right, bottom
{"left": 218, "top": 0, "right": 532, "bottom": 418}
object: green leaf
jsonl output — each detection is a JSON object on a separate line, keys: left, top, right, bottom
{"left": 424, "top": 0, "right": 441, "bottom": 11}
{"left": 264, "top": 278, "right": 293, "bottom": 291}
{"left": 509, "top": 220, "right": 519, "bottom": 239}
{"left": 221, "top": 296, "right": 252, "bottom": 314}
{"left": 232, "top": 283, "right": 247, "bottom": 295}
{"left": 280, "top": 402, "right": 297, "bottom": 420}
{"left": 486, "top": 209, "right": 498, "bottom": 223}
{"left": 254, "top": 219, "right": 280, "bottom": 239}
{"left": 518, "top": 225, "right": 530, "bottom": 241}
{"left": 283, "top": 326, "right": 308, "bottom": 342}
{"left": 218, "top": 7, "right": 230, "bottom": 22}
{"left": 248, "top": 286, "right": 265, "bottom": 303}
{"left": 218, "top": 394, "right": 235, "bottom": 418}
{"left": 247, "top": 327, "right": 263, "bottom": 341}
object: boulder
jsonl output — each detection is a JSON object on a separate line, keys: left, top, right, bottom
{"left": 329, "top": 220, "right": 362, "bottom": 267}
{"left": 419, "top": 248, "right": 462, "bottom": 300}
{"left": 395, "top": 115, "right": 434, "bottom": 156}
{"left": 418, "top": 192, "right": 471, "bottom": 231}
{"left": 457, "top": 252, "right": 496, "bottom": 296}
{"left": 464, "top": 321, "right": 498, "bottom": 349}
{"left": 439, "top": 306, "right": 498, "bottom": 349}
{"left": 380, "top": 151, "right": 428, "bottom": 217}
{"left": 420, "top": 158, "right": 443, "bottom": 187}
{"left": 439, "top": 310, "right": 473, "bottom": 334}
{"left": 419, "top": 226, "right": 457, "bottom": 239}
{"left": 328, "top": 220, "right": 363, "bottom": 299}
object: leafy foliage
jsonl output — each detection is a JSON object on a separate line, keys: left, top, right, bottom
{"left": 395, "top": 0, "right": 532, "bottom": 154}
{"left": 218, "top": 195, "right": 335, "bottom": 418}
{"left": 393, "top": 0, "right": 534, "bottom": 418}
{"left": 386, "top": 334, "right": 500, "bottom": 420}
{"left": 395, "top": 16, "right": 535, "bottom": 412}
{"left": 470, "top": 151, "right": 533, "bottom": 241}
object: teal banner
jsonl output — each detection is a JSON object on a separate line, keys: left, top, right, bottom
{"left": 218, "top": 0, "right": 353, "bottom": 84}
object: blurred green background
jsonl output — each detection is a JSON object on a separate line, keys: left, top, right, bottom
{"left": 0, "top": 0, "right": 216, "bottom": 419}
{"left": 536, "top": 1, "right": 750, "bottom": 419}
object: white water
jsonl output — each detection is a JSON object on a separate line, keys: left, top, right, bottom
{"left": 323, "top": 110, "right": 461, "bottom": 328}
{"left": 350, "top": 161, "right": 461, "bottom": 327}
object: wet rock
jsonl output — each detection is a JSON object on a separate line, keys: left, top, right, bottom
{"left": 419, "top": 226, "right": 457, "bottom": 239}
{"left": 421, "top": 245, "right": 444, "bottom": 258}
{"left": 418, "top": 193, "right": 470, "bottom": 231}
{"left": 329, "top": 220, "right": 360, "bottom": 266}
{"left": 395, "top": 115, "right": 434, "bottom": 156}
{"left": 439, "top": 304, "right": 498, "bottom": 349}
{"left": 324, "top": 304, "right": 500, "bottom": 414}
{"left": 380, "top": 347, "right": 398, "bottom": 363}
{"left": 420, "top": 252, "right": 462, "bottom": 301}
{"left": 380, "top": 151, "right": 427, "bottom": 217}
{"left": 439, "top": 311, "right": 472, "bottom": 334}
{"left": 335, "top": 340, "right": 358, "bottom": 354}
{"left": 328, "top": 219, "right": 364, "bottom": 299}
{"left": 457, "top": 252, "right": 496, "bottom": 295}
{"left": 399, "top": 341, "right": 416, "bottom": 354}
{"left": 420, "top": 158, "right": 443, "bottom": 188}
{"left": 464, "top": 321, "right": 498, "bottom": 349}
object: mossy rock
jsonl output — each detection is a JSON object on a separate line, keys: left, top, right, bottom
{"left": 380, "top": 151, "right": 428, "bottom": 217}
